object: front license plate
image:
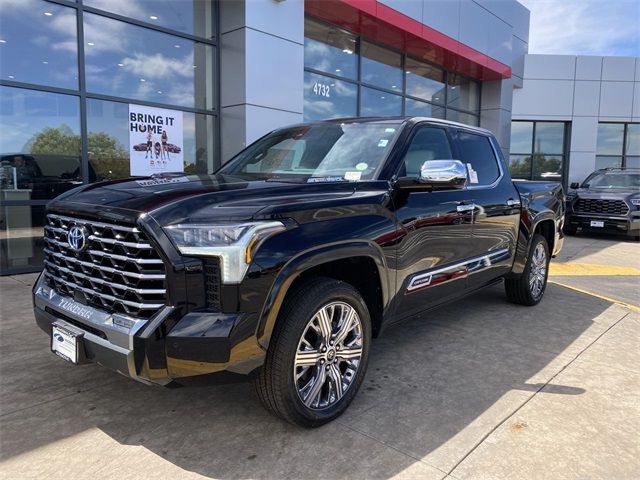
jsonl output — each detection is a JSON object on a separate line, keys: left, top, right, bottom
{"left": 51, "top": 323, "right": 81, "bottom": 364}
{"left": 590, "top": 220, "right": 605, "bottom": 228}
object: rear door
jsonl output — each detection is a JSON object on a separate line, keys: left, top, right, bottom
{"left": 391, "top": 125, "right": 476, "bottom": 320}
{"left": 453, "top": 130, "right": 520, "bottom": 289}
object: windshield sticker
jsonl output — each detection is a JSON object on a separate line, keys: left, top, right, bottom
{"left": 377, "top": 139, "right": 389, "bottom": 147}
{"left": 307, "top": 176, "right": 345, "bottom": 183}
{"left": 385, "top": 128, "right": 396, "bottom": 133}
{"left": 467, "top": 163, "right": 479, "bottom": 184}
{"left": 344, "top": 171, "right": 362, "bottom": 181}
{"left": 356, "top": 162, "right": 368, "bottom": 171}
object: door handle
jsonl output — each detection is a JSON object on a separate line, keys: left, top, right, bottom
{"left": 506, "top": 198, "right": 521, "bottom": 207}
{"left": 456, "top": 203, "right": 475, "bottom": 212}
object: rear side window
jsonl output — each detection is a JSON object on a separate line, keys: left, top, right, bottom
{"left": 401, "top": 127, "right": 453, "bottom": 177}
{"left": 456, "top": 131, "right": 501, "bottom": 186}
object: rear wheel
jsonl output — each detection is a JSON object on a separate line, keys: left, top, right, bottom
{"left": 505, "top": 234, "right": 550, "bottom": 306}
{"left": 253, "top": 277, "right": 371, "bottom": 427}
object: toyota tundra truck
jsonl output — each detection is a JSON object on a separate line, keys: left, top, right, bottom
{"left": 33, "top": 117, "right": 564, "bottom": 427}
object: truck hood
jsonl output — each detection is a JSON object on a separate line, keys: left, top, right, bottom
{"left": 49, "top": 174, "right": 382, "bottom": 224}
{"left": 572, "top": 188, "right": 639, "bottom": 200}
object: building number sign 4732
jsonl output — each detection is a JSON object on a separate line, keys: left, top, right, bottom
{"left": 312, "top": 82, "right": 331, "bottom": 98}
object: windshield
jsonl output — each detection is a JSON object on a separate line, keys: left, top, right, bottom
{"left": 217, "top": 123, "right": 400, "bottom": 182}
{"left": 583, "top": 172, "right": 640, "bottom": 190}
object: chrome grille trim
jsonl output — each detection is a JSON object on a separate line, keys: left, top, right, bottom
{"left": 43, "top": 248, "right": 165, "bottom": 280}
{"left": 43, "top": 270, "right": 164, "bottom": 310}
{"left": 44, "top": 237, "right": 163, "bottom": 264}
{"left": 47, "top": 213, "right": 140, "bottom": 232}
{"left": 44, "top": 261, "right": 167, "bottom": 295}
{"left": 43, "top": 213, "right": 167, "bottom": 318}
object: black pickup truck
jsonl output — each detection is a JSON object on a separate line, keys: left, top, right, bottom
{"left": 33, "top": 117, "right": 564, "bottom": 427}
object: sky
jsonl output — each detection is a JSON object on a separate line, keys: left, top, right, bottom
{"left": 518, "top": 0, "right": 640, "bottom": 57}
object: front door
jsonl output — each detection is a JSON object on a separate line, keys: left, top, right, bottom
{"left": 391, "top": 126, "right": 476, "bottom": 320}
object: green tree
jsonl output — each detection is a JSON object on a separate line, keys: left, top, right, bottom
{"left": 24, "top": 124, "right": 80, "bottom": 155}
{"left": 22, "top": 125, "right": 130, "bottom": 181}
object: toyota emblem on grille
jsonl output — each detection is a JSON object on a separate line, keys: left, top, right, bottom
{"left": 67, "top": 225, "right": 87, "bottom": 252}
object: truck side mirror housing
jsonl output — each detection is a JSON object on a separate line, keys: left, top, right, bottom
{"left": 570, "top": 182, "right": 580, "bottom": 189}
{"left": 397, "top": 159, "right": 468, "bottom": 191}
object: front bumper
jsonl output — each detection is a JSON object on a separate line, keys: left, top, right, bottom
{"left": 565, "top": 212, "right": 640, "bottom": 236}
{"left": 33, "top": 274, "right": 265, "bottom": 384}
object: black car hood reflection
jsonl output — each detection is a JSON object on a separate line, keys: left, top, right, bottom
{"left": 51, "top": 174, "right": 364, "bottom": 224}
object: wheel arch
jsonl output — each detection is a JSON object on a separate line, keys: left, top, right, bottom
{"left": 256, "top": 241, "right": 390, "bottom": 350}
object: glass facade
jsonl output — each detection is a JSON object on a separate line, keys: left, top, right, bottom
{"left": 509, "top": 121, "right": 568, "bottom": 184}
{"left": 303, "top": 17, "right": 480, "bottom": 125}
{"left": 596, "top": 123, "right": 640, "bottom": 169}
{"left": 0, "top": 0, "right": 218, "bottom": 274}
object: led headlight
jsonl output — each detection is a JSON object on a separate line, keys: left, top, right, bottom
{"left": 165, "top": 221, "right": 286, "bottom": 283}
{"left": 630, "top": 198, "right": 640, "bottom": 207}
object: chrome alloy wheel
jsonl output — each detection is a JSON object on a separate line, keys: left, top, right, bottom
{"left": 293, "top": 302, "right": 363, "bottom": 410}
{"left": 529, "top": 242, "right": 547, "bottom": 298}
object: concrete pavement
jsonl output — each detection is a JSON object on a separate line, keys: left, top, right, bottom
{"left": 0, "top": 236, "right": 638, "bottom": 479}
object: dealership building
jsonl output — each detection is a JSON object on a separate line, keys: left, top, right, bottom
{"left": 2, "top": 0, "right": 637, "bottom": 277}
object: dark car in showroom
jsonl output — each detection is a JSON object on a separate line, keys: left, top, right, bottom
{"left": 564, "top": 168, "right": 640, "bottom": 239}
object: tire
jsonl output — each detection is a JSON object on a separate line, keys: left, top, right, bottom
{"left": 253, "top": 277, "right": 372, "bottom": 428}
{"left": 505, "top": 234, "right": 550, "bottom": 306}
{"left": 563, "top": 224, "right": 577, "bottom": 236}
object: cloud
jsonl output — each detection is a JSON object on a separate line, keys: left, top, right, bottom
{"left": 519, "top": 0, "right": 640, "bottom": 56}
{"left": 121, "top": 53, "right": 194, "bottom": 80}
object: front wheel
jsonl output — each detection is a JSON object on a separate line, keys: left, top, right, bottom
{"left": 505, "top": 234, "right": 550, "bottom": 306}
{"left": 253, "top": 277, "right": 371, "bottom": 427}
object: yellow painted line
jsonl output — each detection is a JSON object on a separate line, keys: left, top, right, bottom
{"left": 549, "top": 262, "right": 640, "bottom": 277}
{"left": 549, "top": 280, "right": 640, "bottom": 313}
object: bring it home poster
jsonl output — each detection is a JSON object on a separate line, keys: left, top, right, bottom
{"left": 129, "top": 104, "right": 184, "bottom": 176}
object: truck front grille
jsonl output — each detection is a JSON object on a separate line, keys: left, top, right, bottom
{"left": 42, "top": 213, "right": 166, "bottom": 318}
{"left": 575, "top": 198, "right": 629, "bottom": 216}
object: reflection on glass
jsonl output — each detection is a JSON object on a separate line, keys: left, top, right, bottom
{"left": 533, "top": 154, "right": 562, "bottom": 181}
{"left": 83, "top": 13, "right": 214, "bottom": 109}
{"left": 405, "top": 58, "right": 445, "bottom": 104}
{"left": 510, "top": 122, "right": 533, "bottom": 154}
{"left": 534, "top": 122, "right": 564, "bottom": 154}
{"left": 87, "top": 98, "right": 215, "bottom": 181}
{"left": 626, "top": 124, "right": 639, "bottom": 155}
{"left": 447, "top": 74, "right": 479, "bottom": 113}
{"left": 626, "top": 156, "right": 640, "bottom": 168}
{"left": 404, "top": 99, "right": 444, "bottom": 119}
{"left": 596, "top": 123, "right": 624, "bottom": 155}
{"left": 360, "top": 87, "right": 402, "bottom": 117}
{"left": 85, "top": 0, "right": 215, "bottom": 38}
{"left": 0, "top": 0, "right": 78, "bottom": 89}
{"left": 304, "top": 18, "right": 357, "bottom": 80}
{"left": 303, "top": 71, "right": 356, "bottom": 121}
{"left": 361, "top": 42, "right": 402, "bottom": 92}
{"left": 0, "top": 205, "right": 45, "bottom": 273}
{"left": 509, "top": 155, "right": 532, "bottom": 180}
{"left": 0, "top": 87, "right": 81, "bottom": 199}
{"left": 595, "top": 156, "right": 622, "bottom": 169}
{"left": 446, "top": 109, "right": 478, "bottom": 126}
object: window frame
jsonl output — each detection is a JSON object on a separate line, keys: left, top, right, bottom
{"left": 509, "top": 120, "right": 570, "bottom": 188}
{"left": 303, "top": 16, "right": 480, "bottom": 125}
{"left": 596, "top": 122, "right": 639, "bottom": 169}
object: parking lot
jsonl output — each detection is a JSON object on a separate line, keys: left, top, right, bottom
{"left": 1, "top": 235, "right": 638, "bottom": 480}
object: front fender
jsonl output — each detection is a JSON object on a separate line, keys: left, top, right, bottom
{"left": 255, "top": 240, "right": 391, "bottom": 350}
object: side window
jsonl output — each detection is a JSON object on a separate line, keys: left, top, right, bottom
{"left": 456, "top": 132, "right": 501, "bottom": 186}
{"left": 401, "top": 127, "right": 453, "bottom": 177}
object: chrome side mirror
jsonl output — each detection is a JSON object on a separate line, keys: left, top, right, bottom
{"left": 419, "top": 159, "right": 468, "bottom": 189}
